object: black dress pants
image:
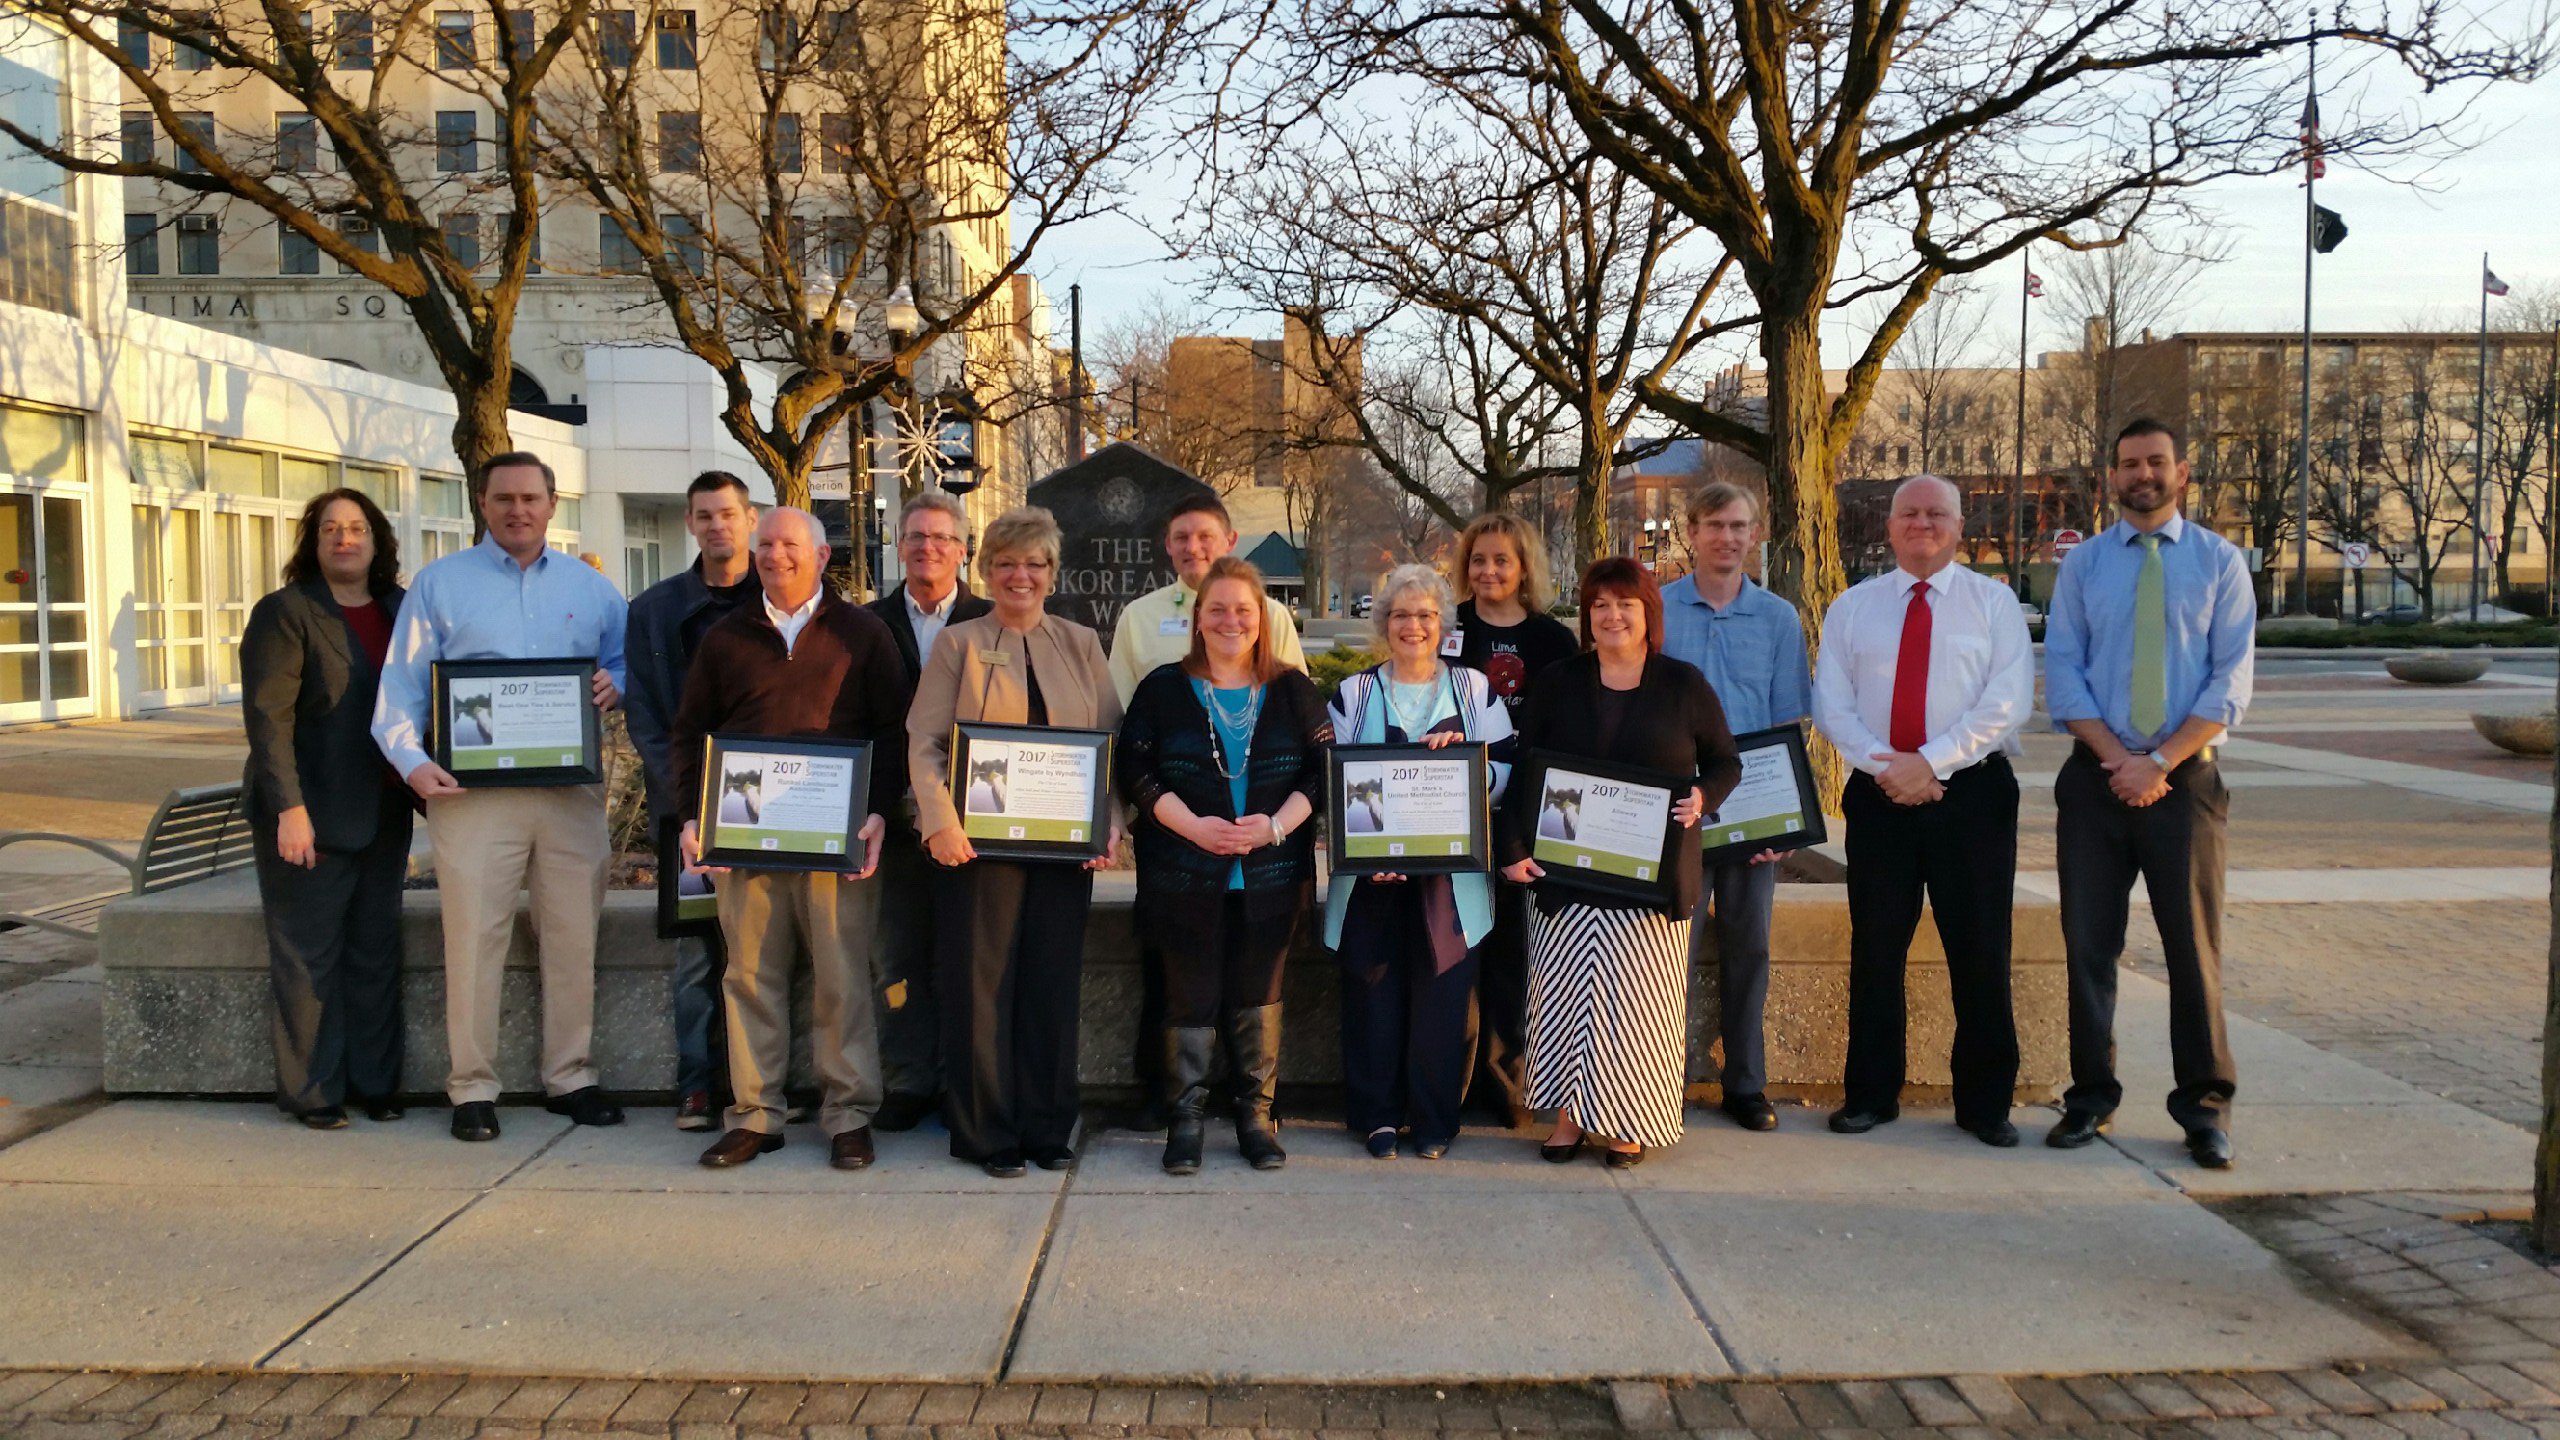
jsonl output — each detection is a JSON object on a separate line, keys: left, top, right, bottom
{"left": 2055, "top": 747, "right": 2236, "bottom": 1129}
{"left": 1336, "top": 880, "right": 1478, "bottom": 1146}
{"left": 255, "top": 805, "right": 414, "bottom": 1114}
{"left": 934, "top": 858, "right": 1090, "bottom": 1160}
{"left": 1842, "top": 756, "right": 2020, "bottom": 1127}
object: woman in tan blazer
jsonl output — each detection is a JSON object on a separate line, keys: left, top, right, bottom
{"left": 909, "top": 505, "right": 1124, "bottom": 1177}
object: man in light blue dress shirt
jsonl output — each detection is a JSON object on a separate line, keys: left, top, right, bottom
{"left": 373, "top": 452, "right": 630, "bottom": 1144}
{"left": 1660, "top": 481, "right": 1812, "bottom": 1133}
{"left": 2042, "top": 418, "right": 2256, "bottom": 1168}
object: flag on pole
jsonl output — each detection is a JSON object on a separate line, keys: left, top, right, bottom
{"left": 2311, "top": 205, "right": 2348, "bottom": 254}
{"left": 2025, "top": 272, "right": 2044, "bottom": 299}
{"left": 2485, "top": 266, "right": 2510, "bottom": 297}
{"left": 2299, "top": 94, "right": 2326, "bottom": 179}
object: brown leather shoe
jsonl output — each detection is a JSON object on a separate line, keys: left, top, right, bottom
{"left": 831, "top": 1126, "right": 876, "bottom": 1171}
{"left": 700, "top": 1129, "right": 783, "bottom": 1168}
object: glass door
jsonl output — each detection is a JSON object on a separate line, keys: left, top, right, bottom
{"left": 207, "top": 504, "right": 278, "bottom": 693}
{"left": 132, "top": 501, "right": 211, "bottom": 705}
{"left": 0, "top": 485, "right": 93, "bottom": 722}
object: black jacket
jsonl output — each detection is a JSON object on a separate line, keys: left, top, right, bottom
{"left": 240, "top": 580, "right": 407, "bottom": 853}
{"left": 1497, "top": 651, "right": 1743, "bottom": 919}
{"left": 863, "top": 585, "right": 994, "bottom": 684}
{"left": 1116, "top": 665, "right": 1332, "bottom": 935}
{"left": 626, "top": 558, "right": 758, "bottom": 826}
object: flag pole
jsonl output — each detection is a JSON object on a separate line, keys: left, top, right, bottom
{"left": 2010, "top": 247, "right": 2029, "bottom": 597}
{"left": 2473, "top": 254, "right": 2493, "bottom": 617}
{"left": 2294, "top": 41, "right": 2317, "bottom": 617}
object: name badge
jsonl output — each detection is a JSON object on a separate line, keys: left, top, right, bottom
{"left": 1159, "top": 617, "right": 1190, "bottom": 637}
{"left": 1440, "top": 628, "right": 1464, "bottom": 658}
{"left": 977, "top": 647, "right": 1010, "bottom": 666}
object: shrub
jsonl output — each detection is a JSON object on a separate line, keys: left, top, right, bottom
{"left": 1307, "top": 644, "right": 1381, "bottom": 697}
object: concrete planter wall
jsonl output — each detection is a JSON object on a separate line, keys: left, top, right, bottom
{"left": 102, "top": 871, "right": 2065, "bottom": 1105}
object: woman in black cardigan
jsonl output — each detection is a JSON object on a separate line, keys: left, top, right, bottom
{"left": 1116, "top": 556, "right": 1332, "bottom": 1174}
{"left": 1497, "top": 558, "right": 1741, "bottom": 1166}
{"left": 241, "top": 488, "right": 411, "bottom": 1129}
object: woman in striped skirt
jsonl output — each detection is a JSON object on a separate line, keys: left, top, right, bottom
{"left": 1497, "top": 558, "right": 1742, "bottom": 1166}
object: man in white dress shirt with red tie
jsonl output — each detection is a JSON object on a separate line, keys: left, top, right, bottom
{"left": 1812, "top": 475, "right": 2035, "bottom": 1147}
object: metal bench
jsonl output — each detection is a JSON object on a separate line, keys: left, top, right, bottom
{"left": 0, "top": 782, "right": 255, "bottom": 940}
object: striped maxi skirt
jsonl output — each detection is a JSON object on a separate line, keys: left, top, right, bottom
{"left": 1523, "top": 902, "right": 1690, "bottom": 1148}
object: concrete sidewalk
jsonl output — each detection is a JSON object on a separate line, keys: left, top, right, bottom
{"left": 0, "top": 970, "right": 2527, "bottom": 1387}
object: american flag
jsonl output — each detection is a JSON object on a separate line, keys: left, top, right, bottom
{"left": 2026, "top": 272, "right": 2044, "bottom": 299}
{"left": 2300, "top": 95, "right": 2326, "bottom": 180}
{"left": 2485, "top": 267, "right": 2511, "bottom": 298}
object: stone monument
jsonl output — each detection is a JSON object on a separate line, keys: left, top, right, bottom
{"left": 1025, "top": 442, "right": 1216, "bottom": 645}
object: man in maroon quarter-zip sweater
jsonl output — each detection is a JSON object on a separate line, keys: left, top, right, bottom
{"left": 674, "top": 506, "right": 912, "bottom": 1171}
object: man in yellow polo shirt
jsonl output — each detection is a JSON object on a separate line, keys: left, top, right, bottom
{"left": 1108, "top": 493, "right": 1307, "bottom": 703}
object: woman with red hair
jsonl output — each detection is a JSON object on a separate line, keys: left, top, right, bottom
{"left": 1497, "top": 558, "right": 1741, "bottom": 1165}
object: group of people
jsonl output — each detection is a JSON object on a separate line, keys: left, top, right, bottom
{"left": 238, "top": 413, "right": 2251, "bottom": 1177}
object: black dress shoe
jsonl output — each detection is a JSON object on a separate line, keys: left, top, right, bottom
{"left": 451, "top": 1101, "right": 500, "bottom": 1142}
{"left": 2186, "top": 1126, "right": 2235, "bottom": 1169}
{"left": 873, "top": 1092, "right": 937, "bottom": 1133}
{"left": 1414, "top": 1139, "right": 1450, "bottom": 1161}
{"left": 1963, "top": 1117, "right": 2022, "bottom": 1148}
{"left": 1602, "top": 1143, "right": 1646, "bottom": 1169}
{"left": 831, "top": 1127, "right": 877, "bottom": 1170}
{"left": 983, "top": 1151, "right": 1028, "bottom": 1178}
{"left": 358, "top": 1097, "right": 404, "bottom": 1123}
{"left": 1028, "top": 1144, "right": 1076, "bottom": 1171}
{"left": 1827, "top": 1103, "right": 1899, "bottom": 1134}
{"left": 700, "top": 1129, "right": 784, "bottom": 1168}
{"left": 298, "top": 1105, "right": 349, "bottom": 1130}
{"left": 1539, "top": 1135, "right": 1584, "bottom": 1163}
{"left": 544, "top": 1086, "right": 624, "bottom": 1127}
{"left": 2046, "top": 1110, "right": 2111, "bottom": 1149}
{"left": 1722, "top": 1094, "right": 1778, "bottom": 1132}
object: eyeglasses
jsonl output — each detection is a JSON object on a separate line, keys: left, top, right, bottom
{"left": 901, "top": 530, "right": 963, "bottom": 548}
{"left": 1387, "top": 610, "right": 1439, "bottom": 625}
{"left": 320, "top": 523, "right": 372, "bottom": 541}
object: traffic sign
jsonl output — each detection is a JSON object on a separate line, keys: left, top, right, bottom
{"left": 2051, "top": 528, "right": 2084, "bottom": 556}
{"left": 2343, "top": 541, "right": 2371, "bottom": 570}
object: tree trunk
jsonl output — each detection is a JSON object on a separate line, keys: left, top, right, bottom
{"left": 2537, "top": 657, "right": 2560, "bottom": 1253}
{"left": 1572, "top": 459, "right": 1609, "bottom": 580}
{"left": 1760, "top": 311, "right": 1849, "bottom": 806}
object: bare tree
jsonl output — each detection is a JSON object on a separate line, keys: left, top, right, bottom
{"left": 2365, "top": 340, "right": 2482, "bottom": 617}
{"left": 0, "top": 0, "right": 594, "bottom": 471}
{"left": 1255, "top": 0, "right": 2546, "bottom": 644}
{"left": 2485, "top": 287, "right": 2560, "bottom": 604}
{"left": 1087, "top": 300, "right": 1286, "bottom": 491}
{"left": 2045, "top": 237, "right": 2227, "bottom": 527}
{"left": 535, "top": 0, "right": 1213, "bottom": 540}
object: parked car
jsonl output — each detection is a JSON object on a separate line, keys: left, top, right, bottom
{"left": 1350, "top": 593, "right": 1373, "bottom": 618}
{"left": 2359, "top": 604, "right": 2426, "bottom": 625}
{"left": 2017, "top": 601, "right": 2045, "bottom": 640}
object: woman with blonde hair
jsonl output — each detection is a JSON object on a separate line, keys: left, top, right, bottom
{"left": 1447, "top": 511, "right": 1578, "bottom": 1127}
{"left": 909, "top": 505, "right": 1124, "bottom": 1178}
{"left": 1324, "top": 563, "right": 1512, "bottom": 1158}
{"left": 1115, "top": 556, "right": 1332, "bottom": 1174}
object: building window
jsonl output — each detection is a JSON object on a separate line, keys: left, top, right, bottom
{"left": 119, "top": 112, "right": 152, "bottom": 166}
{"left": 174, "top": 34, "right": 212, "bottom": 70}
{"left": 116, "top": 19, "right": 150, "bottom": 66}
{"left": 818, "top": 10, "right": 857, "bottom": 68}
{"left": 595, "top": 10, "right": 634, "bottom": 68}
{"left": 657, "top": 111, "right": 701, "bottom": 173}
{"left": 173, "top": 112, "right": 213, "bottom": 173}
{"left": 435, "top": 110, "right": 477, "bottom": 172}
{"left": 498, "top": 7, "right": 535, "bottom": 62}
{"left": 279, "top": 222, "right": 319, "bottom": 274}
{"left": 2039, "top": 443, "right": 2054, "bottom": 465}
{"left": 124, "top": 214, "right": 159, "bottom": 276}
{"left": 276, "top": 112, "right": 318, "bottom": 172}
{"left": 176, "top": 214, "right": 219, "bottom": 274}
{"left": 770, "top": 112, "right": 802, "bottom": 173}
{"left": 598, "top": 215, "right": 640, "bottom": 273}
{"left": 335, "top": 215, "right": 376, "bottom": 273}
{"left": 664, "top": 213, "right": 702, "bottom": 275}
{"left": 820, "top": 112, "right": 852, "bottom": 173}
{"left": 1869, "top": 442, "right": 1885, "bottom": 465}
{"left": 757, "top": 11, "right": 797, "bottom": 69}
{"left": 655, "top": 10, "right": 696, "bottom": 68}
{"left": 435, "top": 11, "right": 474, "bottom": 67}
{"left": 442, "top": 212, "right": 479, "bottom": 270}
{"left": 332, "top": 10, "right": 372, "bottom": 69}
{"left": 1894, "top": 444, "right": 1909, "bottom": 468}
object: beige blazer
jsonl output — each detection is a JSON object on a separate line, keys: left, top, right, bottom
{"left": 909, "top": 610, "right": 1125, "bottom": 840}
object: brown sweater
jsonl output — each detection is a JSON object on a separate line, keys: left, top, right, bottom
{"left": 671, "top": 592, "right": 913, "bottom": 825}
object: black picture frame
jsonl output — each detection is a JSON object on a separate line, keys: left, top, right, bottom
{"left": 1700, "top": 725, "right": 1830, "bottom": 867}
{"left": 950, "top": 721, "right": 1114, "bottom": 862}
{"left": 696, "top": 733, "right": 874, "bottom": 872}
{"left": 655, "top": 856, "right": 719, "bottom": 939}
{"left": 1326, "top": 741, "right": 1493, "bottom": 875}
{"left": 431, "top": 656, "right": 603, "bottom": 787}
{"left": 1519, "top": 749, "right": 1686, "bottom": 903}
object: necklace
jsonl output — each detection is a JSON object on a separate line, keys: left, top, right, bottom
{"left": 1382, "top": 665, "right": 1446, "bottom": 739}
{"left": 1200, "top": 680, "right": 1262, "bottom": 781}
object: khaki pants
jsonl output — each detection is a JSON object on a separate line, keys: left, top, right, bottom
{"left": 425, "top": 785, "right": 609, "bottom": 1105}
{"left": 718, "top": 868, "right": 883, "bottom": 1136}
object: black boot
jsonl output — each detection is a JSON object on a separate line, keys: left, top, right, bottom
{"left": 1162, "top": 1026, "right": 1215, "bottom": 1175}
{"left": 1227, "top": 1004, "right": 1286, "bottom": 1171}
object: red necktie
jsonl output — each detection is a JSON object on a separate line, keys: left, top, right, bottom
{"left": 1889, "top": 580, "right": 1931, "bottom": 753}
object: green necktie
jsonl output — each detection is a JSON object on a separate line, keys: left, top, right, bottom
{"left": 2130, "top": 534, "right": 2167, "bottom": 737}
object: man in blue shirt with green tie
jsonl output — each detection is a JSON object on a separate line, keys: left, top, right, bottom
{"left": 2042, "top": 418, "right": 2255, "bottom": 1168}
